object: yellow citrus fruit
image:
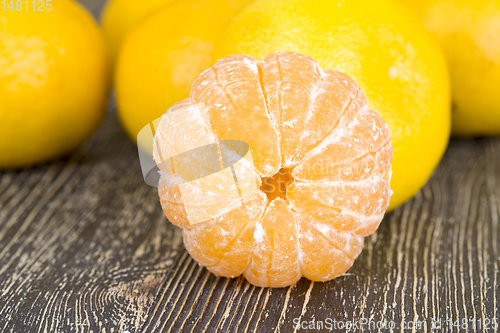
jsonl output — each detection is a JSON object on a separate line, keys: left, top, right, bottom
{"left": 0, "top": 0, "right": 111, "bottom": 169}
{"left": 400, "top": 0, "right": 500, "bottom": 136}
{"left": 115, "top": 0, "right": 250, "bottom": 149}
{"left": 101, "top": 0, "right": 177, "bottom": 62}
{"left": 214, "top": 0, "right": 451, "bottom": 210}
{"left": 154, "top": 52, "right": 392, "bottom": 287}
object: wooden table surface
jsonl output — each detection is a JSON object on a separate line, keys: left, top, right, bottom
{"left": 1, "top": 1, "right": 500, "bottom": 332}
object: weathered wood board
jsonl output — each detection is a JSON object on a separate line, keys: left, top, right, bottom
{"left": 0, "top": 0, "right": 499, "bottom": 331}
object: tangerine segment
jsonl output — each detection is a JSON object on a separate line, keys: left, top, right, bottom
{"left": 158, "top": 185, "right": 190, "bottom": 230}
{"left": 291, "top": 69, "right": 366, "bottom": 166}
{"left": 191, "top": 55, "right": 281, "bottom": 177}
{"left": 287, "top": 176, "right": 391, "bottom": 236}
{"left": 244, "top": 198, "right": 301, "bottom": 288}
{"left": 153, "top": 99, "right": 219, "bottom": 180}
{"left": 293, "top": 108, "right": 391, "bottom": 182}
{"left": 258, "top": 52, "right": 321, "bottom": 166}
{"left": 154, "top": 98, "right": 260, "bottom": 224}
{"left": 177, "top": 169, "right": 242, "bottom": 224}
{"left": 183, "top": 191, "right": 267, "bottom": 277}
{"left": 298, "top": 219, "right": 364, "bottom": 281}
{"left": 259, "top": 53, "right": 367, "bottom": 168}
{"left": 153, "top": 99, "right": 212, "bottom": 160}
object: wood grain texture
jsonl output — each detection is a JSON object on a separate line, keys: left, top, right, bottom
{"left": 1, "top": 0, "right": 499, "bottom": 332}
{"left": 1, "top": 110, "right": 499, "bottom": 333}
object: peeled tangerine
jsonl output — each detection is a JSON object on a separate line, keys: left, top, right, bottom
{"left": 153, "top": 52, "right": 393, "bottom": 288}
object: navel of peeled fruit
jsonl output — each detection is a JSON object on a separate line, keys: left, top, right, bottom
{"left": 155, "top": 51, "right": 393, "bottom": 287}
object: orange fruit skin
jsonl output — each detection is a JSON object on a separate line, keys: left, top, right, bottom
{"left": 114, "top": 0, "right": 251, "bottom": 145}
{"left": 0, "top": 0, "right": 111, "bottom": 168}
{"left": 100, "top": 0, "right": 177, "bottom": 63}
{"left": 155, "top": 52, "right": 392, "bottom": 287}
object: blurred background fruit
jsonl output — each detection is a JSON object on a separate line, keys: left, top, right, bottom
{"left": 400, "top": 0, "right": 500, "bottom": 136}
{"left": 115, "top": 0, "right": 250, "bottom": 151}
{"left": 0, "top": 0, "right": 111, "bottom": 169}
{"left": 214, "top": 0, "right": 450, "bottom": 210}
{"left": 101, "top": 0, "right": 176, "bottom": 63}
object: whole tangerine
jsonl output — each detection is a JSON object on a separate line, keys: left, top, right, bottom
{"left": 153, "top": 52, "right": 393, "bottom": 287}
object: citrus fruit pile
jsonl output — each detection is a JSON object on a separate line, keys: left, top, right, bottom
{"left": 113, "top": 0, "right": 449, "bottom": 211}
{"left": 0, "top": 0, "right": 110, "bottom": 169}
{"left": 153, "top": 52, "right": 393, "bottom": 287}
{"left": 113, "top": 0, "right": 250, "bottom": 148}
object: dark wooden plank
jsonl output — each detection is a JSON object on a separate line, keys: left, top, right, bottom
{"left": 1, "top": 113, "right": 499, "bottom": 333}
{"left": 0, "top": 111, "right": 183, "bottom": 333}
{"left": 0, "top": 0, "right": 499, "bottom": 332}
